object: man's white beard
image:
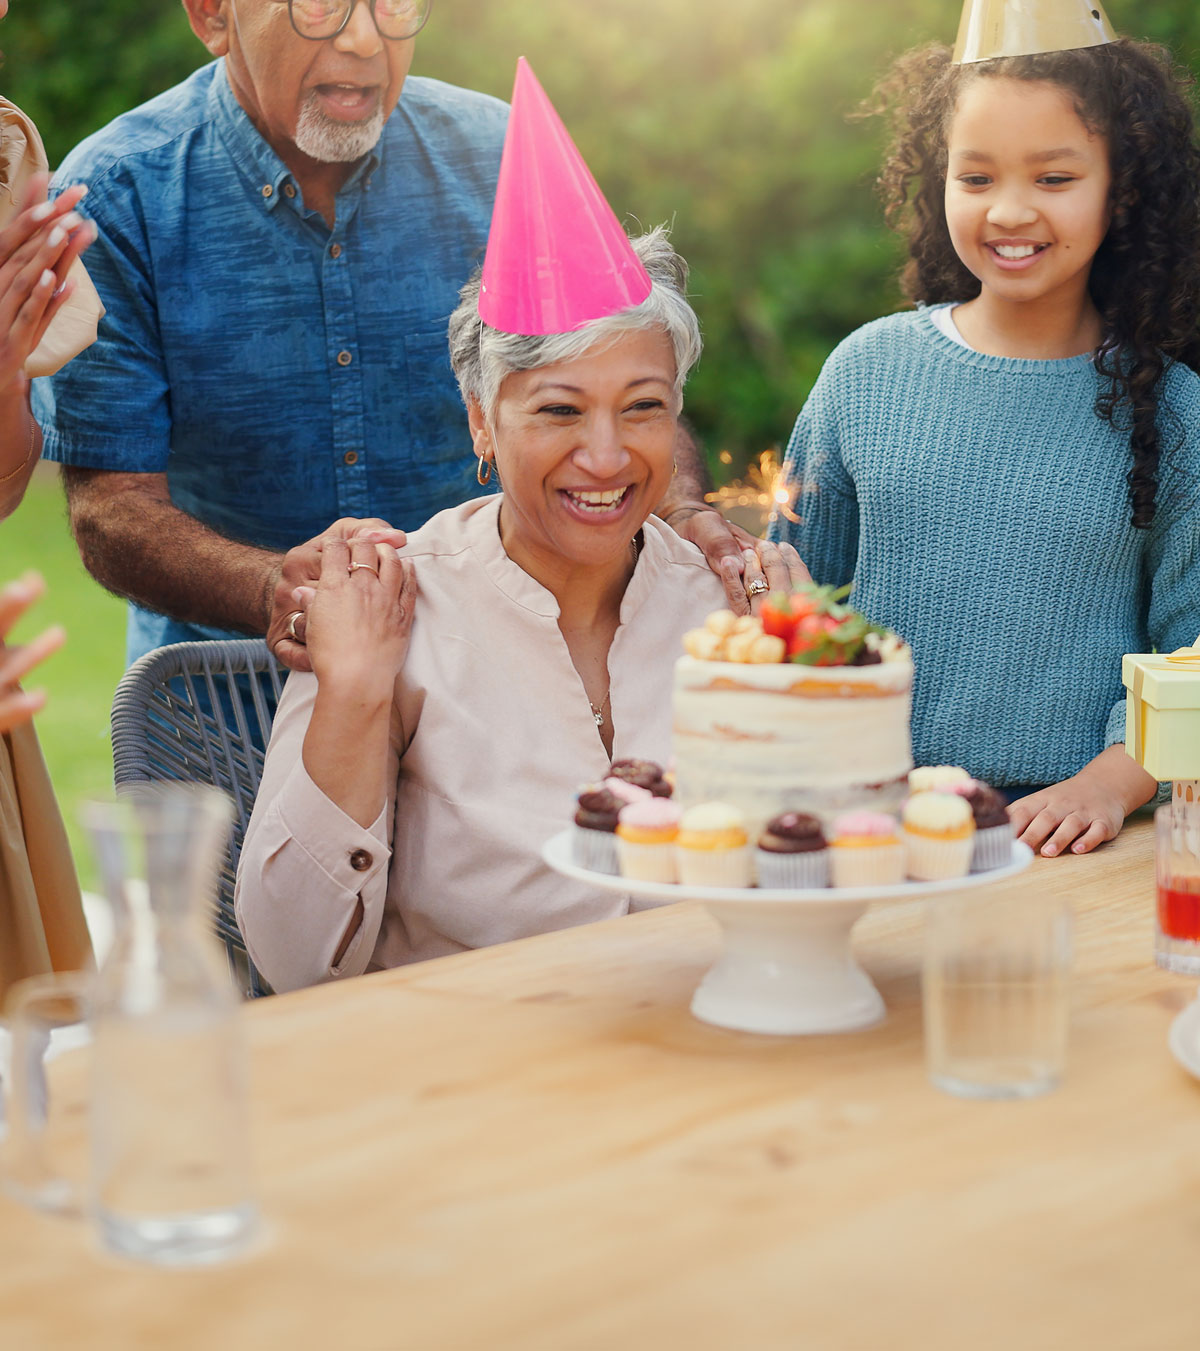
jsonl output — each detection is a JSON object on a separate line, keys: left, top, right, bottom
{"left": 294, "top": 94, "right": 386, "bottom": 163}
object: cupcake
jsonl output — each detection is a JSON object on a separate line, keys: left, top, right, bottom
{"left": 909, "top": 765, "right": 972, "bottom": 794}
{"left": 675, "top": 803, "right": 753, "bottom": 888}
{"left": 615, "top": 799, "right": 682, "bottom": 882}
{"left": 828, "top": 812, "right": 906, "bottom": 887}
{"left": 609, "top": 758, "right": 673, "bottom": 797}
{"left": 901, "top": 792, "right": 975, "bottom": 881}
{"left": 948, "top": 780, "right": 1014, "bottom": 872}
{"left": 572, "top": 785, "right": 624, "bottom": 874}
{"left": 756, "top": 812, "right": 829, "bottom": 889}
{"left": 603, "top": 776, "right": 653, "bottom": 806}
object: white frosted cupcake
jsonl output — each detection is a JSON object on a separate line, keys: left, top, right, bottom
{"left": 828, "top": 812, "right": 906, "bottom": 887}
{"left": 616, "top": 799, "right": 681, "bottom": 883}
{"left": 675, "top": 803, "right": 753, "bottom": 888}
{"left": 909, "top": 765, "right": 972, "bottom": 794}
{"left": 902, "top": 792, "right": 975, "bottom": 881}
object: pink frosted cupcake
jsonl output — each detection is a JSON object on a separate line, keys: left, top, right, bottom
{"left": 828, "top": 812, "right": 905, "bottom": 887}
{"left": 616, "top": 799, "right": 682, "bottom": 882}
{"left": 902, "top": 792, "right": 975, "bottom": 881}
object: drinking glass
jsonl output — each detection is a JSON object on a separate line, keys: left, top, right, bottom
{"left": 1155, "top": 802, "right": 1200, "bottom": 975}
{"left": 923, "top": 891, "right": 1072, "bottom": 1099}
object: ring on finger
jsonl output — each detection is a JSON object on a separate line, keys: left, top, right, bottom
{"left": 285, "top": 610, "right": 305, "bottom": 644}
{"left": 745, "top": 578, "right": 769, "bottom": 598}
{"left": 348, "top": 561, "right": 377, "bottom": 576}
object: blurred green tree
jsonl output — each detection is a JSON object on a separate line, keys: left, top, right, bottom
{"left": 2, "top": 0, "right": 1195, "bottom": 476}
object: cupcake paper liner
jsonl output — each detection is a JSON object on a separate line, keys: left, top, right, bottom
{"left": 903, "top": 830, "right": 974, "bottom": 882}
{"left": 573, "top": 825, "right": 619, "bottom": 875}
{"left": 617, "top": 837, "right": 678, "bottom": 884}
{"left": 970, "top": 822, "right": 1014, "bottom": 873}
{"left": 676, "top": 844, "right": 754, "bottom": 889}
{"left": 755, "top": 847, "right": 830, "bottom": 890}
{"left": 829, "top": 840, "right": 906, "bottom": 888}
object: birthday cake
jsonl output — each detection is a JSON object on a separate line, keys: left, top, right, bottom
{"left": 671, "top": 587, "right": 914, "bottom": 837}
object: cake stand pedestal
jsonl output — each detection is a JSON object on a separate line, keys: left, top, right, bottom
{"left": 541, "top": 833, "right": 1033, "bottom": 1035}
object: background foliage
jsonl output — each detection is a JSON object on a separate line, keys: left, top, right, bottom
{"left": 5, "top": 0, "right": 1197, "bottom": 472}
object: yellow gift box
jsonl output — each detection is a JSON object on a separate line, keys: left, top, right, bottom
{"left": 1123, "top": 643, "right": 1200, "bottom": 780}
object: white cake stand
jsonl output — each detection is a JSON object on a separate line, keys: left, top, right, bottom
{"left": 542, "top": 831, "right": 1033, "bottom": 1036}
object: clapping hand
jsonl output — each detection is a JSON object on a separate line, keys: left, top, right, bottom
{"left": 0, "top": 572, "right": 65, "bottom": 734}
{"left": 0, "top": 172, "right": 95, "bottom": 396}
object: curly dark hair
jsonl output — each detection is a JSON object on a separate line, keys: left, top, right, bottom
{"left": 865, "top": 39, "right": 1200, "bottom": 528}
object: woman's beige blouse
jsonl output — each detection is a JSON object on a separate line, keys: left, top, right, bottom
{"left": 235, "top": 496, "right": 727, "bottom": 992}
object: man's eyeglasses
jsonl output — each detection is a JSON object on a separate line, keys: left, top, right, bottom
{"left": 288, "top": 0, "right": 433, "bottom": 42}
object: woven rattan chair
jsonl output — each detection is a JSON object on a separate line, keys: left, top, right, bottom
{"left": 110, "top": 639, "right": 286, "bottom": 997}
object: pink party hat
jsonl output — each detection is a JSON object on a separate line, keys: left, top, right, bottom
{"left": 478, "top": 58, "right": 652, "bottom": 335}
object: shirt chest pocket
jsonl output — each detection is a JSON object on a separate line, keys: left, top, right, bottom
{"left": 401, "top": 329, "right": 472, "bottom": 470}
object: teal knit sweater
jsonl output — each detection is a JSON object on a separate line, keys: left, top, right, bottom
{"left": 767, "top": 307, "right": 1200, "bottom": 787}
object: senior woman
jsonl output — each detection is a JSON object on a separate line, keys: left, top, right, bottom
{"left": 235, "top": 227, "right": 784, "bottom": 990}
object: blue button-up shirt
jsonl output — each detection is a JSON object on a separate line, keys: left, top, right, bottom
{"left": 34, "top": 61, "right": 506, "bottom": 662}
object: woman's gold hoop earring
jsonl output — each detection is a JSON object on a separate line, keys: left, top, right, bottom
{"left": 476, "top": 456, "right": 493, "bottom": 486}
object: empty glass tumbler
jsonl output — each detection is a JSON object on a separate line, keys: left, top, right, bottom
{"left": 923, "top": 891, "right": 1072, "bottom": 1100}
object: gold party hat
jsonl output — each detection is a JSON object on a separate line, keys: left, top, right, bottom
{"left": 953, "top": 0, "right": 1117, "bottom": 65}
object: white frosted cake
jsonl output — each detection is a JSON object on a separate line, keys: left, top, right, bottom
{"left": 671, "top": 596, "right": 914, "bottom": 837}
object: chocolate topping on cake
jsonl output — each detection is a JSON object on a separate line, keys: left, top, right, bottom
{"left": 963, "top": 782, "right": 1009, "bottom": 829}
{"left": 758, "top": 812, "right": 827, "bottom": 854}
{"left": 574, "top": 788, "right": 623, "bottom": 833}
{"left": 609, "top": 758, "right": 666, "bottom": 791}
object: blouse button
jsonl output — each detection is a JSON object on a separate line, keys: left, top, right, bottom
{"left": 349, "top": 849, "right": 373, "bottom": 872}
{"left": 283, "top": 183, "right": 297, "bottom": 199}
{"left": 261, "top": 184, "right": 273, "bottom": 199}
{"left": 336, "top": 350, "right": 353, "bottom": 367}
{"left": 330, "top": 243, "right": 342, "bottom": 259}
{"left": 343, "top": 450, "right": 359, "bottom": 465}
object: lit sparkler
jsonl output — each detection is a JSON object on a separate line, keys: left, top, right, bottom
{"left": 704, "top": 449, "right": 800, "bottom": 528}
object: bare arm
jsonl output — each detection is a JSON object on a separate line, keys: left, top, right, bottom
{"left": 0, "top": 389, "right": 41, "bottom": 520}
{"left": 63, "top": 466, "right": 283, "bottom": 636}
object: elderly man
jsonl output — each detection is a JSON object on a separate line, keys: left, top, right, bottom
{"left": 34, "top": 0, "right": 750, "bottom": 671}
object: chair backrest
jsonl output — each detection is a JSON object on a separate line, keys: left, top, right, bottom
{"left": 110, "top": 639, "right": 285, "bottom": 997}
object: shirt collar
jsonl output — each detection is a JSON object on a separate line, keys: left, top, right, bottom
{"left": 464, "top": 495, "right": 674, "bottom": 621}
{"left": 209, "top": 58, "right": 381, "bottom": 217}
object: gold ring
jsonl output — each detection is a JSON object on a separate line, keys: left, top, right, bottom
{"left": 348, "top": 562, "right": 377, "bottom": 576}
{"left": 745, "top": 578, "right": 769, "bottom": 598}
{"left": 285, "top": 610, "right": 305, "bottom": 643}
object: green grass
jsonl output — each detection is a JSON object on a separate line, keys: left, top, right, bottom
{"left": 5, "top": 464, "right": 127, "bottom": 889}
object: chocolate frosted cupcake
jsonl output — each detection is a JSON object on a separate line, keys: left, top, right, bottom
{"left": 756, "top": 812, "right": 829, "bottom": 889}
{"left": 949, "top": 780, "right": 1013, "bottom": 872}
{"left": 609, "top": 758, "right": 673, "bottom": 797}
{"left": 572, "top": 785, "right": 623, "bottom": 874}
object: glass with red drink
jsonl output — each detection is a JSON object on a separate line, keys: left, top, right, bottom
{"left": 1155, "top": 803, "right": 1200, "bottom": 975}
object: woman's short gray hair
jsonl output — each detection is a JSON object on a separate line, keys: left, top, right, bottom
{"left": 448, "top": 225, "right": 702, "bottom": 418}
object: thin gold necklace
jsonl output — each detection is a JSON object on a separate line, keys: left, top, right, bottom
{"left": 587, "top": 534, "right": 641, "bottom": 727}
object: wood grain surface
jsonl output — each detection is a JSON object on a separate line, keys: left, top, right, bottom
{"left": 2, "top": 815, "right": 1197, "bottom": 1351}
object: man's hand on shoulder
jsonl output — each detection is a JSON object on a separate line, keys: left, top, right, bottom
{"left": 268, "top": 517, "right": 407, "bottom": 671}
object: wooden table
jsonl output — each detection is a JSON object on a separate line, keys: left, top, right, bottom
{"left": 2, "top": 817, "right": 1197, "bottom": 1350}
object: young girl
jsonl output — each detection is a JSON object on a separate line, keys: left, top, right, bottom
{"left": 763, "top": 37, "right": 1200, "bottom": 858}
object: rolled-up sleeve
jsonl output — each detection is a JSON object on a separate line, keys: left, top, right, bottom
{"left": 234, "top": 673, "right": 396, "bottom": 993}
